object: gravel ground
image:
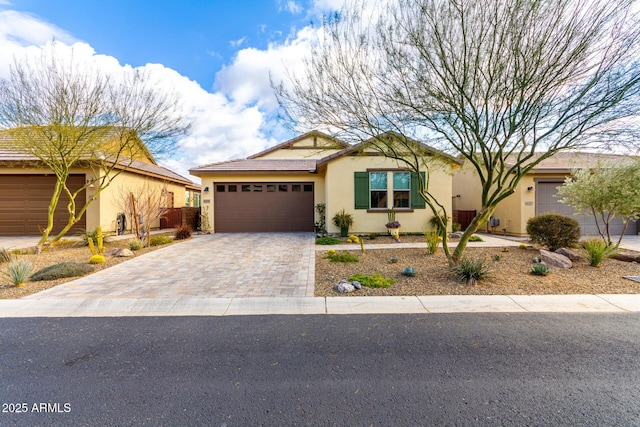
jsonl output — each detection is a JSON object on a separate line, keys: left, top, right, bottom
{"left": 315, "top": 246, "right": 640, "bottom": 296}
{"left": 0, "top": 238, "right": 178, "bottom": 299}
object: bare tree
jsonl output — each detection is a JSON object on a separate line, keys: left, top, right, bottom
{"left": 113, "top": 179, "right": 171, "bottom": 247}
{"left": 275, "top": 0, "right": 640, "bottom": 265}
{"left": 0, "top": 46, "right": 189, "bottom": 248}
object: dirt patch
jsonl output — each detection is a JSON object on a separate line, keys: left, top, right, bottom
{"left": 315, "top": 246, "right": 640, "bottom": 296}
{"left": 0, "top": 236, "right": 181, "bottom": 299}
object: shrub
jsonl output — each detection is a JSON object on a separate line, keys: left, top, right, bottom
{"left": 389, "top": 256, "right": 399, "bottom": 263}
{"left": 451, "top": 258, "right": 491, "bottom": 285}
{"left": 424, "top": 229, "right": 439, "bottom": 254}
{"left": 368, "top": 233, "right": 378, "bottom": 240}
{"left": 89, "top": 254, "right": 106, "bottom": 264}
{"left": 492, "top": 254, "right": 502, "bottom": 261}
{"left": 50, "top": 239, "right": 79, "bottom": 248}
{"left": 128, "top": 239, "right": 144, "bottom": 251}
{"left": 518, "top": 243, "right": 528, "bottom": 250}
{"left": 31, "top": 262, "right": 94, "bottom": 281}
{"left": 429, "top": 214, "right": 448, "bottom": 233}
{"left": 582, "top": 238, "right": 617, "bottom": 267}
{"left": 2, "top": 260, "right": 32, "bottom": 286}
{"left": 326, "top": 251, "right": 359, "bottom": 263}
{"left": 526, "top": 214, "right": 580, "bottom": 251}
{"left": 0, "top": 248, "right": 12, "bottom": 263}
{"left": 316, "top": 237, "right": 342, "bottom": 245}
{"left": 452, "top": 222, "right": 462, "bottom": 232}
{"left": 469, "top": 235, "right": 484, "bottom": 242}
{"left": 150, "top": 235, "right": 174, "bottom": 246}
{"left": 349, "top": 273, "right": 395, "bottom": 288}
{"left": 174, "top": 225, "right": 192, "bottom": 240}
{"left": 501, "top": 246, "right": 510, "bottom": 252}
{"left": 80, "top": 227, "right": 109, "bottom": 247}
{"left": 531, "top": 264, "right": 550, "bottom": 276}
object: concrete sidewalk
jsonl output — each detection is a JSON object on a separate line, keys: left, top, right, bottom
{"left": 2, "top": 294, "right": 640, "bottom": 317}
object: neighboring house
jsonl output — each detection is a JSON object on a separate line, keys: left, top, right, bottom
{"left": 189, "top": 131, "right": 461, "bottom": 234}
{"left": 452, "top": 152, "right": 638, "bottom": 236}
{"left": 0, "top": 131, "right": 200, "bottom": 236}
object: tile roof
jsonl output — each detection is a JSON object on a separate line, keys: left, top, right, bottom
{"left": 190, "top": 158, "right": 318, "bottom": 175}
{"left": 506, "top": 151, "right": 636, "bottom": 172}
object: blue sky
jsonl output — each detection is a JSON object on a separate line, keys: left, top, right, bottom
{"left": 0, "top": 0, "right": 343, "bottom": 181}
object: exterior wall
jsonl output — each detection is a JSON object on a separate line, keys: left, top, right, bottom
{"left": 95, "top": 169, "right": 188, "bottom": 233}
{"left": 452, "top": 164, "right": 570, "bottom": 236}
{"left": 198, "top": 173, "right": 326, "bottom": 233}
{"left": 325, "top": 155, "right": 454, "bottom": 234}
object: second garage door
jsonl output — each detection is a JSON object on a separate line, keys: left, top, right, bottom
{"left": 0, "top": 174, "right": 87, "bottom": 236}
{"left": 536, "top": 181, "right": 637, "bottom": 236}
{"left": 214, "top": 182, "right": 314, "bottom": 232}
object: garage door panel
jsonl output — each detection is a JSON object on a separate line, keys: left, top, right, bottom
{"left": 0, "top": 175, "right": 86, "bottom": 236}
{"left": 214, "top": 182, "right": 314, "bottom": 232}
{"left": 536, "top": 182, "right": 636, "bottom": 236}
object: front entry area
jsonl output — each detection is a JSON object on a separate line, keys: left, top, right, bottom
{"left": 213, "top": 182, "right": 314, "bottom": 232}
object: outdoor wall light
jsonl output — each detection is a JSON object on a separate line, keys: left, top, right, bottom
{"left": 527, "top": 186, "right": 534, "bottom": 191}
{"left": 203, "top": 186, "right": 210, "bottom": 192}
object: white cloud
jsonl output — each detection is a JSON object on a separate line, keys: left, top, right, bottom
{"left": 282, "top": 0, "right": 303, "bottom": 14}
{"left": 229, "top": 36, "right": 246, "bottom": 48}
{"left": 0, "top": 8, "right": 329, "bottom": 183}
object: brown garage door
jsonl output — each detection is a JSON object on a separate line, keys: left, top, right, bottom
{"left": 0, "top": 175, "right": 87, "bottom": 236}
{"left": 214, "top": 182, "right": 314, "bottom": 232}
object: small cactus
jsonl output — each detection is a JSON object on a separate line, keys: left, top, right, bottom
{"left": 89, "top": 254, "right": 106, "bottom": 264}
{"left": 402, "top": 267, "right": 416, "bottom": 276}
{"left": 390, "top": 256, "right": 399, "bottom": 264}
{"left": 531, "top": 264, "right": 550, "bottom": 276}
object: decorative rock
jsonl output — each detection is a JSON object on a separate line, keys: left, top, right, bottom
{"left": 614, "top": 252, "right": 640, "bottom": 263}
{"left": 333, "top": 281, "right": 355, "bottom": 293}
{"left": 352, "top": 281, "right": 362, "bottom": 290}
{"left": 449, "top": 232, "right": 463, "bottom": 239}
{"left": 555, "top": 248, "right": 582, "bottom": 261}
{"left": 540, "top": 250, "right": 572, "bottom": 269}
{"left": 104, "top": 248, "right": 120, "bottom": 256}
{"left": 114, "top": 248, "right": 134, "bottom": 257}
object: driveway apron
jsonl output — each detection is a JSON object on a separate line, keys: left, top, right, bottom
{"left": 23, "top": 233, "right": 315, "bottom": 300}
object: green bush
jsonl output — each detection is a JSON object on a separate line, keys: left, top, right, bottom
{"left": 128, "top": 239, "right": 144, "bottom": 251}
{"left": 174, "top": 225, "right": 192, "bottom": 240}
{"left": 2, "top": 260, "right": 32, "bottom": 286}
{"left": 316, "top": 237, "right": 342, "bottom": 245}
{"left": 582, "top": 238, "right": 617, "bottom": 267}
{"left": 531, "top": 264, "right": 550, "bottom": 276}
{"left": 79, "top": 227, "right": 110, "bottom": 246}
{"left": 429, "top": 214, "right": 448, "bottom": 233}
{"left": 150, "top": 235, "right": 174, "bottom": 246}
{"left": 0, "top": 248, "right": 12, "bottom": 263}
{"left": 368, "top": 233, "right": 378, "bottom": 240}
{"left": 526, "top": 214, "right": 580, "bottom": 251}
{"left": 31, "top": 262, "right": 94, "bottom": 281}
{"left": 469, "top": 235, "right": 484, "bottom": 242}
{"left": 349, "top": 273, "right": 395, "bottom": 288}
{"left": 326, "top": 251, "right": 359, "bottom": 263}
{"left": 451, "top": 258, "right": 491, "bottom": 285}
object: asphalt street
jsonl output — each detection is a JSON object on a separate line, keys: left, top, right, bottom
{"left": 1, "top": 313, "right": 639, "bottom": 426}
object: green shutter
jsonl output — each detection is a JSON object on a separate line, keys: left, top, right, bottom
{"left": 354, "top": 172, "right": 369, "bottom": 209}
{"left": 411, "top": 172, "right": 426, "bottom": 209}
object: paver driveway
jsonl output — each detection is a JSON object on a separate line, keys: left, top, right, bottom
{"left": 24, "top": 233, "right": 316, "bottom": 300}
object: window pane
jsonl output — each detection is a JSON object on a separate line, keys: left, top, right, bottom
{"left": 267, "top": 184, "right": 276, "bottom": 192}
{"left": 303, "top": 184, "right": 313, "bottom": 192}
{"left": 242, "top": 185, "right": 251, "bottom": 192}
{"left": 216, "top": 185, "right": 225, "bottom": 192}
{"left": 279, "top": 184, "right": 288, "bottom": 192}
{"left": 228, "top": 185, "right": 237, "bottom": 192}
{"left": 370, "top": 172, "right": 387, "bottom": 190}
{"left": 292, "top": 184, "right": 301, "bottom": 192}
{"left": 394, "top": 191, "right": 410, "bottom": 208}
{"left": 253, "top": 185, "right": 262, "bottom": 192}
{"left": 393, "top": 172, "right": 410, "bottom": 190}
{"left": 371, "top": 191, "right": 387, "bottom": 208}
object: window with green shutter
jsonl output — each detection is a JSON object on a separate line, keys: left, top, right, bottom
{"left": 411, "top": 172, "right": 426, "bottom": 209}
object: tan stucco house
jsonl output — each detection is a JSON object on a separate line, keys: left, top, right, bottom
{"left": 189, "top": 131, "right": 460, "bottom": 234}
{"left": 452, "top": 152, "right": 638, "bottom": 236}
{"left": 0, "top": 131, "right": 200, "bottom": 236}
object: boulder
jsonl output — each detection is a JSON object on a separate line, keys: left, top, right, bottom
{"left": 540, "top": 250, "right": 572, "bottom": 269}
{"left": 555, "top": 248, "right": 582, "bottom": 261}
{"left": 104, "top": 248, "right": 120, "bottom": 256}
{"left": 334, "top": 280, "right": 355, "bottom": 293}
{"left": 613, "top": 252, "right": 640, "bottom": 263}
{"left": 352, "top": 281, "right": 362, "bottom": 290}
{"left": 114, "top": 248, "right": 134, "bottom": 257}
